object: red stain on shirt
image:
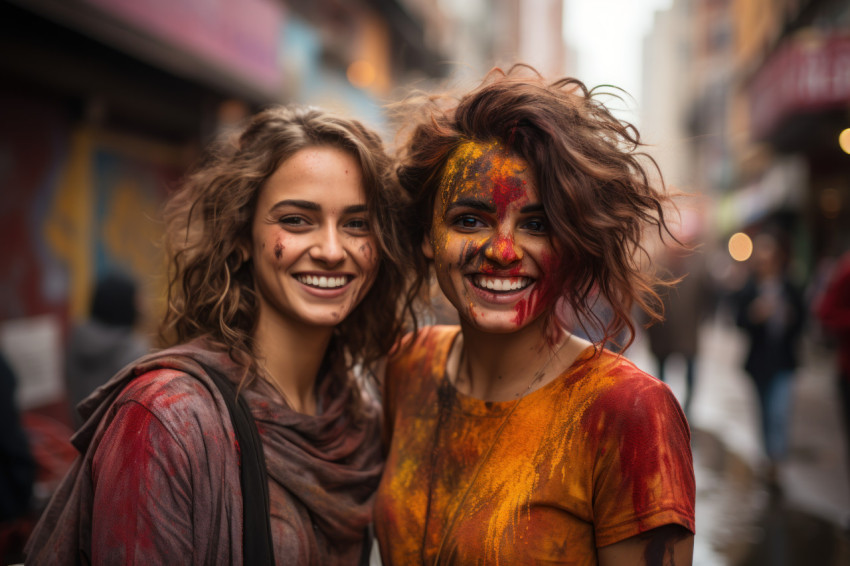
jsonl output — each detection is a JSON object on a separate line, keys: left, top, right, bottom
{"left": 375, "top": 327, "right": 695, "bottom": 564}
{"left": 580, "top": 364, "right": 695, "bottom": 526}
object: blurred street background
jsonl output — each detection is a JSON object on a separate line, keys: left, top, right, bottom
{"left": 2, "top": 0, "right": 850, "bottom": 564}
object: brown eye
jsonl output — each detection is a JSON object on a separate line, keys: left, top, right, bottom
{"left": 523, "top": 218, "right": 547, "bottom": 233}
{"left": 279, "top": 216, "right": 309, "bottom": 228}
{"left": 344, "top": 218, "right": 370, "bottom": 233}
{"left": 454, "top": 215, "right": 484, "bottom": 230}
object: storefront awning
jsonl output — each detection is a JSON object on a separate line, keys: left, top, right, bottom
{"left": 750, "top": 31, "right": 850, "bottom": 141}
{"left": 13, "top": 0, "right": 285, "bottom": 104}
{"left": 717, "top": 156, "right": 808, "bottom": 234}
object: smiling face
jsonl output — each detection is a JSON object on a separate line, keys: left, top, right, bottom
{"left": 424, "top": 139, "right": 562, "bottom": 334}
{"left": 248, "top": 145, "right": 378, "bottom": 331}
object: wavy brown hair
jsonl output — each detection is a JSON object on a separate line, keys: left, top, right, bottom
{"left": 394, "top": 65, "right": 676, "bottom": 348}
{"left": 160, "top": 105, "right": 410, "bottom": 388}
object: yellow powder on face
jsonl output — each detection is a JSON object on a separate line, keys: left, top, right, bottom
{"left": 439, "top": 139, "right": 527, "bottom": 205}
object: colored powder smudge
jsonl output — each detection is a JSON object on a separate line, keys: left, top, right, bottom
{"left": 579, "top": 375, "right": 694, "bottom": 522}
{"left": 511, "top": 254, "right": 559, "bottom": 325}
{"left": 360, "top": 243, "right": 373, "bottom": 263}
{"left": 491, "top": 175, "right": 525, "bottom": 221}
{"left": 489, "top": 233, "right": 518, "bottom": 263}
{"left": 441, "top": 139, "right": 526, "bottom": 208}
{"left": 512, "top": 290, "right": 536, "bottom": 326}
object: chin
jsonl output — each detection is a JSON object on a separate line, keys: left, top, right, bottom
{"left": 295, "top": 310, "right": 353, "bottom": 328}
{"left": 462, "top": 313, "right": 530, "bottom": 334}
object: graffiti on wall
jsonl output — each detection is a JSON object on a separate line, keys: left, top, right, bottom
{"left": 1, "top": 95, "right": 184, "bottom": 407}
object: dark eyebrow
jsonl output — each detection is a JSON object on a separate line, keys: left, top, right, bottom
{"left": 445, "top": 199, "right": 544, "bottom": 215}
{"left": 445, "top": 198, "right": 495, "bottom": 214}
{"left": 270, "top": 200, "right": 367, "bottom": 214}
{"left": 520, "top": 203, "right": 545, "bottom": 214}
{"left": 343, "top": 204, "right": 368, "bottom": 214}
{"left": 270, "top": 199, "right": 320, "bottom": 211}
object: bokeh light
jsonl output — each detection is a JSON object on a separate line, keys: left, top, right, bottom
{"left": 728, "top": 232, "right": 753, "bottom": 262}
{"left": 346, "top": 60, "right": 376, "bottom": 89}
{"left": 839, "top": 128, "right": 850, "bottom": 154}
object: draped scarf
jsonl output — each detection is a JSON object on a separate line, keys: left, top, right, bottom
{"left": 25, "top": 337, "right": 382, "bottom": 565}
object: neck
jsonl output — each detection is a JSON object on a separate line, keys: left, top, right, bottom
{"left": 453, "top": 319, "right": 589, "bottom": 402}
{"left": 253, "top": 307, "right": 335, "bottom": 415}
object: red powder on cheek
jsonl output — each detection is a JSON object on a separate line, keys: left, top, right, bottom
{"left": 513, "top": 295, "right": 532, "bottom": 326}
{"left": 534, "top": 253, "right": 562, "bottom": 301}
{"left": 274, "top": 241, "right": 283, "bottom": 260}
{"left": 358, "top": 243, "right": 373, "bottom": 266}
{"left": 512, "top": 253, "right": 561, "bottom": 325}
{"left": 512, "top": 285, "right": 546, "bottom": 326}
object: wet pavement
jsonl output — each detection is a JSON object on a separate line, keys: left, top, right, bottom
{"left": 628, "top": 310, "right": 850, "bottom": 565}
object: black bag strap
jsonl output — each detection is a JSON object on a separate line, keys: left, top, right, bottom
{"left": 360, "top": 523, "right": 373, "bottom": 566}
{"left": 201, "top": 363, "right": 275, "bottom": 566}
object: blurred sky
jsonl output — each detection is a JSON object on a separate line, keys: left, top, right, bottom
{"left": 564, "top": 0, "right": 673, "bottom": 125}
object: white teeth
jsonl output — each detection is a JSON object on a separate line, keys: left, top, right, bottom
{"left": 473, "top": 276, "right": 531, "bottom": 292}
{"left": 296, "top": 275, "right": 348, "bottom": 289}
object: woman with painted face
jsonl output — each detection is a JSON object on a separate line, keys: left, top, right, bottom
{"left": 374, "top": 67, "right": 695, "bottom": 565}
{"left": 26, "top": 106, "right": 409, "bottom": 565}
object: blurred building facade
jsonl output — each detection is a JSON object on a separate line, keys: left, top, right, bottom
{"left": 733, "top": 0, "right": 850, "bottom": 274}
{"left": 0, "top": 0, "right": 444, "bottom": 416}
{"left": 642, "top": 0, "right": 696, "bottom": 194}
{"left": 400, "top": 0, "right": 571, "bottom": 86}
{"left": 644, "top": 0, "right": 850, "bottom": 287}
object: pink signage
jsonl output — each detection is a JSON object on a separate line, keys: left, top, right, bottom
{"left": 84, "top": 0, "right": 283, "bottom": 93}
{"left": 750, "top": 33, "right": 850, "bottom": 139}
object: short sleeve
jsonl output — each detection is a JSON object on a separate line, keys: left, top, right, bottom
{"left": 590, "top": 377, "right": 695, "bottom": 547}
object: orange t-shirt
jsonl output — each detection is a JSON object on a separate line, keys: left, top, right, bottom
{"left": 374, "top": 326, "right": 695, "bottom": 565}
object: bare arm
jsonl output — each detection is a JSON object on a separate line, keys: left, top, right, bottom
{"left": 598, "top": 525, "right": 694, "bottom": 566}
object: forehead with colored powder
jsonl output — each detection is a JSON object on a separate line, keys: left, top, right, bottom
{"left": 439, "top": 139, "right": 532, "bottom": 208}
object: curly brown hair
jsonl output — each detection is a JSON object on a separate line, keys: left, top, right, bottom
{"left": 394, "top": 65, "right": 676, "bottom": 348}
{"left": 160, "top": 105, "right": 410, "bottom": 386}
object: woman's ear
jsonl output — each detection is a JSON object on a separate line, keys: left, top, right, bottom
{"left": 421, "top": 234, "right": 434, "bottom": 259}
{"left": 238, "top": 239, "right": 252, "bottom": 265}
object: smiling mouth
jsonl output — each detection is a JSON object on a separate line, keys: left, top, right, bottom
{"left": 470, "top": 275, "right": 532, "bottom": 292}
{"left": 295, "top": 274, "right": 351, "bottom": 289}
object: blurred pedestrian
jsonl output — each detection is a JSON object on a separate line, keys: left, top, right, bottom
{"left": 375, "top": 66, "right": 694, "bottom": 565}
{"left": 0, "top": 352, "right": 34, "bottom": 522}
{"left": 65, "top": 271, "right": 149, "bottom": 427}
{"left": 645, "top": 246, "right": 712, "bottom": 416}
{"left": 735, "top": 230, "right": 805, "bottom": 483}
{"left": 0, "top": 351, "right": 35, "bottom": 563}
{"left": 25, "top": 105, "right": 411, "bottom": 564}
{"left": 814, "top": 250, "right": 850, "bottom": 481}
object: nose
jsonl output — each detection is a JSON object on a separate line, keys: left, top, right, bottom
{"left": 483, "top": 230, "right": 523, "bottom": 265}
{"left": 309, "top": 225, "right": 346, "bottom": 266}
